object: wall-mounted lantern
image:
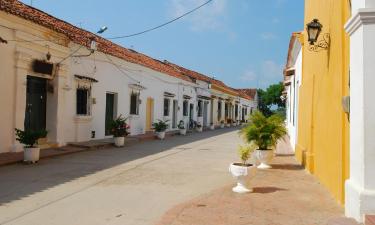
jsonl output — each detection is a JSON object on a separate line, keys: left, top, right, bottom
{"left": 306, "top": 19, "right": 330, "bottom": 52}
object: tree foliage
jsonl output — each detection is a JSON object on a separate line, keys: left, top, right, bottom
{"left": 257, "top": 82, "right": 285, "bottom": 117}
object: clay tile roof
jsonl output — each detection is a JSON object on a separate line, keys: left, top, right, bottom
{"left": 0, "top": 0, "right": 192, "bottom": 83}
{"left": 0, "top": 0, "right": 257, "bottom": 99}
{"left": 236, "top": 89, "right": 257, "bottom": 100}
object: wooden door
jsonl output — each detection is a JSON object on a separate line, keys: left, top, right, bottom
{"left": 105, "top": 93, "right": 115, "bottom": 136}
{"left": 146, "top": 97, "right": 154, "bottom": 131}
{"left": 24, "top": 76, "right": 47, "bottom": 131}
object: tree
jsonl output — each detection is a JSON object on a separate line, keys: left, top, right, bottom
{"left": 257, "top": 82, "right": 285, "bottom": 117}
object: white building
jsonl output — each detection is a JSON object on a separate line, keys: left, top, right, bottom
{"left": 344, "top": 0, "right": 375, "bottom": 222}
{"left": 283, "top": 33, "right": 302, "bottom": 152}
{"left": 0, "top": 1, "right": 257, "bottom": 153}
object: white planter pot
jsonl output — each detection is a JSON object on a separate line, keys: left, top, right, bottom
{"left": 210, "top": 125, "right": 215, "bottom": 130}
{"left": 196, "top": 127, "right": 203, "bottom": 132}
{"left": 232, "top": 123, "right": 237, "bottom": 127}
{"left": 229, "top": 163, "right": 257, "bottom": 193}
{"left": 255, "top": 149, "right": 274, "bottom": 169}
{"left": 179, "top": 129, "right": 186, "bottom": 135}
{"left": 226, "top": 124, "right": 231, "bottom": 128}
{"left": 24, "top": 147, "right": 40, "bottom": 163}
{"left": 114, "top": 137, "right": 125, "bottom": 147}
{"left": 220, "top": 124, "right": 225, "bottom": 128}
{"left": 156, "top": 131, "right": 166, "bottom": 140}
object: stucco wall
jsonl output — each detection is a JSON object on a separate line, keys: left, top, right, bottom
{"left": 297, "top": 0, "right": 350, "bottom": 203}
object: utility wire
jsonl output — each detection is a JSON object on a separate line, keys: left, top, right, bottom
{"left": 106, "top": 0, "right": 213, "bottom": 39}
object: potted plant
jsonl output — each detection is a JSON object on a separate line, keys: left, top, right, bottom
{"left": 110, "top": 115, "right": 130, "bottom": 147}
{"left": 37, "top": 130, "right": 48, "bottom": 145}
{"left": 209, "top": 122, "right": 215, "bottom": 130}
{"left": 229, "top": 144, "right": 257, "bottom": 193}
{"left": 237, "top": 120, "right": 241, "bottom": 126}
{"left": 241, "top": 111, "right": 287, "bottom": 169}
{"left": 226, "top": 119, "right": 232, "bottom": 127}
{"left": 220, "top": 120, "right": 225, "bottom": 128}
{"left": 233, "top": 120, "right": 237, "bottom": 126}
{"left": 196, "top": 122, "right": 203, "bottom": 132}
{"left": 15, "top": 129, "right": 45, "bottom": 163}
{"left": 152, "top": 119, "right": 169, "bottom": 140}
{"left": 178, "top": 120, "right": 186, "bottom": 135}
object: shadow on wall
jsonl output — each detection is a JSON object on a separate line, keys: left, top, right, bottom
{"left": 0, "top": 127, "right": 239, "bottom": 206}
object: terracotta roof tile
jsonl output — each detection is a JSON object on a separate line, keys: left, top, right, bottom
{"left": 0, "top": 0, "right": 256, "bottom": 100}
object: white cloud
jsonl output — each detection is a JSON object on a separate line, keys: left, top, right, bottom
{"left": 168, "top": 0, "right": 227, "bottom": 31}
{"left": 240, "top": 70, "right": 257, "bottom": 82}
{"left": 239, "top": 60, "right": 283, "bottom": 88}
{"left": 260, "top": 32, "right": 277, "bottom": 40}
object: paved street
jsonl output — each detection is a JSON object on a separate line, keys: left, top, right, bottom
{"left": 0, "top": 129, "right": 241, "bottom": 225}
{"left": 0, "top": 128, "right": 347, "bottom": 225}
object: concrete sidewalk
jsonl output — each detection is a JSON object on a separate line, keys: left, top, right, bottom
{"left": 156, "top": 157, "right": 358, "bottom": 225}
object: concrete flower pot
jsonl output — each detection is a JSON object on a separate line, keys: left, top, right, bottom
{"left": 24, "top": 147, "right": 40, "bottom": 163}
{"left": 179, "top": 129, "right": 186, "bottom": 135}
{"left": 229, "top": 163, "right": 257, "bottom": 193}
{"left": 210, "top": 125, "right": 215, "bottom": 130}
{"left": 196, "top": 127, "right": 203, "bottom": 132}
{"left": 226, "top": 124, "right": 231, "bottom": 128}
{"left": 156, "top": 131, "right": 166, "bottom": 140}
{"left": 114, "top": 137, "right": 125, "bottom": 147}
{"left": 232, "top": 122, "right": 237, "bottom": 127}
{"left": 220, "top": 124, "right": 225, "bottom": 128}
{"left": 255, "top": 149, "right": 274, "bottom": 169}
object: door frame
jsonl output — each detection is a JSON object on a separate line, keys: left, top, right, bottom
{"left": 146, "top": 97, "right": 154, "bottom": 131}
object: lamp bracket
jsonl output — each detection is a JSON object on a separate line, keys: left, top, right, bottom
{"left": 308, "top": 33, "right": 330, "bottom": 52}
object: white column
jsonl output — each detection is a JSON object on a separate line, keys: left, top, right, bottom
{"left": 345, "top": 7, "right": 375, "bottom": 222}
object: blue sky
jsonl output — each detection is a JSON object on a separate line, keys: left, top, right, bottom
{"left": 21, "top": 0, "right": 304, "bottom": 89}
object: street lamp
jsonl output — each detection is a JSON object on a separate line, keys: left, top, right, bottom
{"left": 306, "top": 19, "right": 322, "bottom": 45}
{"left": 306, "top": 19, "right": 329, "bottom": 51}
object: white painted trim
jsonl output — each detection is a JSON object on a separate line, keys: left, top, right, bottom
{"left": 345, "top": 8, "right": 375, "bottom": 35}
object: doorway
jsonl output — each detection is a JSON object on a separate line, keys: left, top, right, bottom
{"left": 146, "top": 97, "right": 154, "bottom": 131}
{"left": 172, "top": 100, "right": 178, "bottom": 128}
{"left": 105, "top": 93, "right": 116, "bottom": 136}
{"left": 24, "top": 76, "right": 47, "bottom": 131}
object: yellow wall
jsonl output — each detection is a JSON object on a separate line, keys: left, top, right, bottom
{"left": 296, "top": 0, "right": 350, "bottom": 204}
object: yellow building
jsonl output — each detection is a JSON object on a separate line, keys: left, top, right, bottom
{"left": 293, "top": 0, "right": 351, "bottom": 204}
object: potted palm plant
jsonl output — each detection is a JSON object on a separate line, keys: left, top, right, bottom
{"left": 15, "top": 129, "right": 46, "bottom": 163}
{"left": 110, "top": 115, "right": 130, "bottom": 147}
{"left": 178, "top": 120, "right": 186, "bottom": 135}
{"left": 152, "top": 119, "right": 169, "bottom": 140}
{"left": 241, "top": 111, "right": 286, "bottom": 169}
{"left": 229, "top": 144, "right": 257, "bottom": 193}
{"left": 233, "top": 119, "right": 237, "bottom": 126}
{"left": 196, "top": 122, "right": 203, "bottom": 132}
{"left": 220, "top": 120, "right": 225, "bottom": 128}
{"left": 209, "top": 122, "right": 215, "bottom": 130}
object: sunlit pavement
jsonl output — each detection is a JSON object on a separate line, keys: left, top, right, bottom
{"left": 0, "top": 128, "right": 350, "bottom": 225}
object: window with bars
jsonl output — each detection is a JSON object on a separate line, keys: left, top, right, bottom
{"left": 183, "top": 100, "right": 188, "bottom": 116}
{"left": 130, "top": 91, "right": 140, "bottom": 115}
{"left": 164, "top": 98, "right": 170, "bottom": 116}
{"left": 76, "top": 88, "right": 90, "bottom": 115}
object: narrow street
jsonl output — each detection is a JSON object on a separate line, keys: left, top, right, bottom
{"left": 0, "top": 129, "right": 346, "bottom": 225}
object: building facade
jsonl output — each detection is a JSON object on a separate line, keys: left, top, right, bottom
{"left": 345, "top": 0, "right": 375, "bottom": 221}
{"left": 0, "top": 0, "right": 257, "bottom": 153}
{"left": 285, "top": 0, "right": 350, "bottom": 205}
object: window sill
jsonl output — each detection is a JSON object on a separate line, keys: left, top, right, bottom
{"left": 74, "top": 115, "right": 93, "bottom": 123}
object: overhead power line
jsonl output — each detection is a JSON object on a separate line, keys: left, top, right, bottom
{"left": 106, "top": 0, "right": 213, "bottom": 39}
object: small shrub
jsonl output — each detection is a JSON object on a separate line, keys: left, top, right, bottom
{"left": 241, "top": 111, "right": 286, "bottom": 150}
{"left": 152, "top": 120, "right": 169, "bottom": 132}
{"left": 238, "top": 143, "right": 256, "bottom": 166}
{"left": 110, "top": 115, "right": 130, "bottom": 137}
{"left": 178, "top": 120, "right": 185, "bottom": 129}
{"left": 15, "top": 129, "right": 45, "bottom": 148}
